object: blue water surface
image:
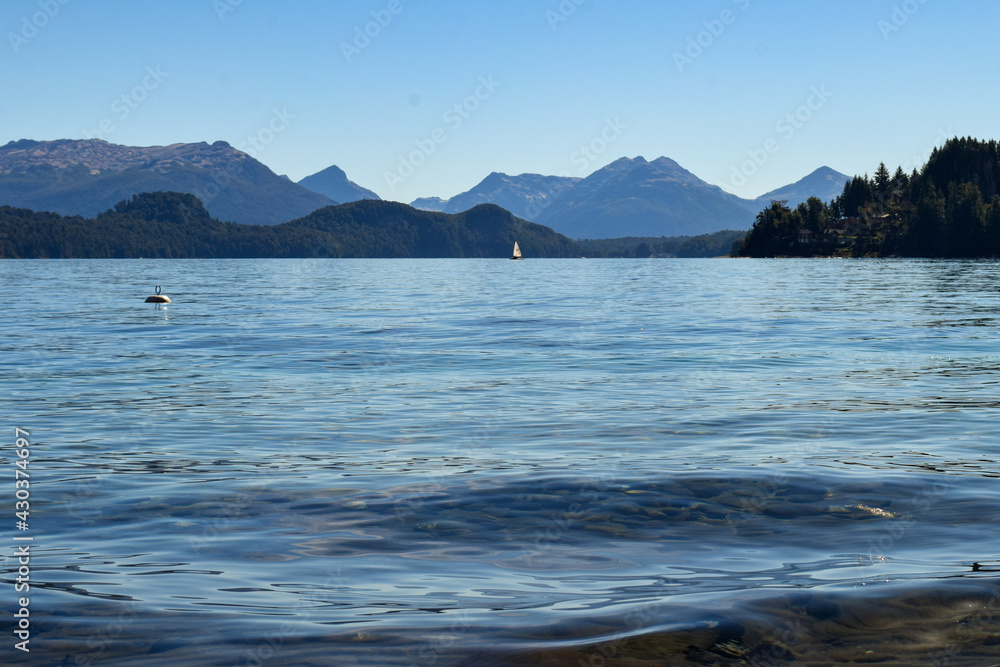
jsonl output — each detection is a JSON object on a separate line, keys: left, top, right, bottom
{"left": 2, "top": 258, "right": 1000, "bottom": 666}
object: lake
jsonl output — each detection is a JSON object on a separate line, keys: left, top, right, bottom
{"left": 3, "top": 258, "right": 1000, "bottom": 665}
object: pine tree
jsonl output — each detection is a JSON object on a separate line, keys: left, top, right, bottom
{"left": 874, "top": 162, "right": 891, "bottom": 193}
{"left": 873, "top": 162, "right": 892, "bottom": 211}
{"left": 892, "top": 166, "right": 908, "bottom": 193}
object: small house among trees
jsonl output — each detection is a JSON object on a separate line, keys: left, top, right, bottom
{"left": 738, "top": 137, "right": 1000, "bottom": 258}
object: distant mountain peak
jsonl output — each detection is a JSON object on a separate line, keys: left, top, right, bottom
{"left": 606, "top": 156, "right": 647, "bottom": 170}
{"left": 427, "top": 171, "right": 582, "bottom": 218}
{"left": 298, "top": 164, "right": 380, "bottom": 204}
{"left": 533, "top": 155, "right": 752, "bottom": 238}
{"left": 310, "top": 164, "right": 347, "bottom": 179}
{"left": 754, "top": 166, "right": 850, "bottom": 207}
{"left": 0, "top": 138, "right": 259, "bottom": 176}
{"left": 410, "top": 196, "right": 448, "bottom": 212}
{"left": 650, "top": 156, "right": 684, "bottom": 170}
{"left": 479, "top": 171, "right": 509, "bottom": 187}
{"left": 3, "top": 138, "right": 45, "bottom": 150}
{"left": 396, "top": 157, "right": 855, "bottom": 241}
{"left": 0, "top": 138, "right": 335, "bottom": 225}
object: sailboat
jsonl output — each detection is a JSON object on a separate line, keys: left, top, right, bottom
{"left": 510, "top": 241, "right": 523, "bottom": 260}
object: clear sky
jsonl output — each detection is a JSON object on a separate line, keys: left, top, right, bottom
{"left": 2, "top": 0, "right": 997, "bottom": 203}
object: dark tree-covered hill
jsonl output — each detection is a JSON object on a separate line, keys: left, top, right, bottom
{"left": 737, "top": 137, "right": 1000, "bottom": 258}
{"left": 0, "top": 191, "right": 581, "bottom": 258}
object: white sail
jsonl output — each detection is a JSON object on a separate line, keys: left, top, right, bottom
{"left": 512, "top": 241, "right": 522, "bottom": 259}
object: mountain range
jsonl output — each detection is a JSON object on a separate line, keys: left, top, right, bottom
{"left": 413, "top": 159, "right": 851, "bottom": 238}
{"left": 412, "top": 172, "right": 582, "bottom": 219}
{"left": 0, "top": 139, "right": 336, "bottom": 226}
{"left": 0, "top": 139, "right": 849, "bottom": 238}
{"left": 547, "top": 156, "right": 752, "bottom": 238}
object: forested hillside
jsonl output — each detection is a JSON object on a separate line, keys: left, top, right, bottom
{"left": 738, "top": 138, "right": 1000, "bottom": 258}
{"left": 0, "top": 192, "right": 580, "bottom": 258}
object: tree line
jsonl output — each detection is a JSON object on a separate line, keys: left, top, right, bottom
{"left": 0, "top": 190, "right": 748, "bottom": 259}
{"left": 577, "top": 230, "right": 746, "bottom": 258}
{"left": 0, "top": 192, "right": 581, "bottom": 259}
{"left": 737, "top": 137, "right": 1000, "bottom": 257}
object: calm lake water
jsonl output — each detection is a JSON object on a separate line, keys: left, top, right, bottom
{"left": 3, "top": 258, "right": 1000, "bottom": 666}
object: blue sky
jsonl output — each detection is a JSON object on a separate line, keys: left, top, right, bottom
{"left": 2, "top": 0, "right": 997, "bottom": 203}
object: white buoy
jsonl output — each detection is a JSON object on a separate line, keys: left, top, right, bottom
{"left": 145, "top": 285, "right": 171, "bottom": 304}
